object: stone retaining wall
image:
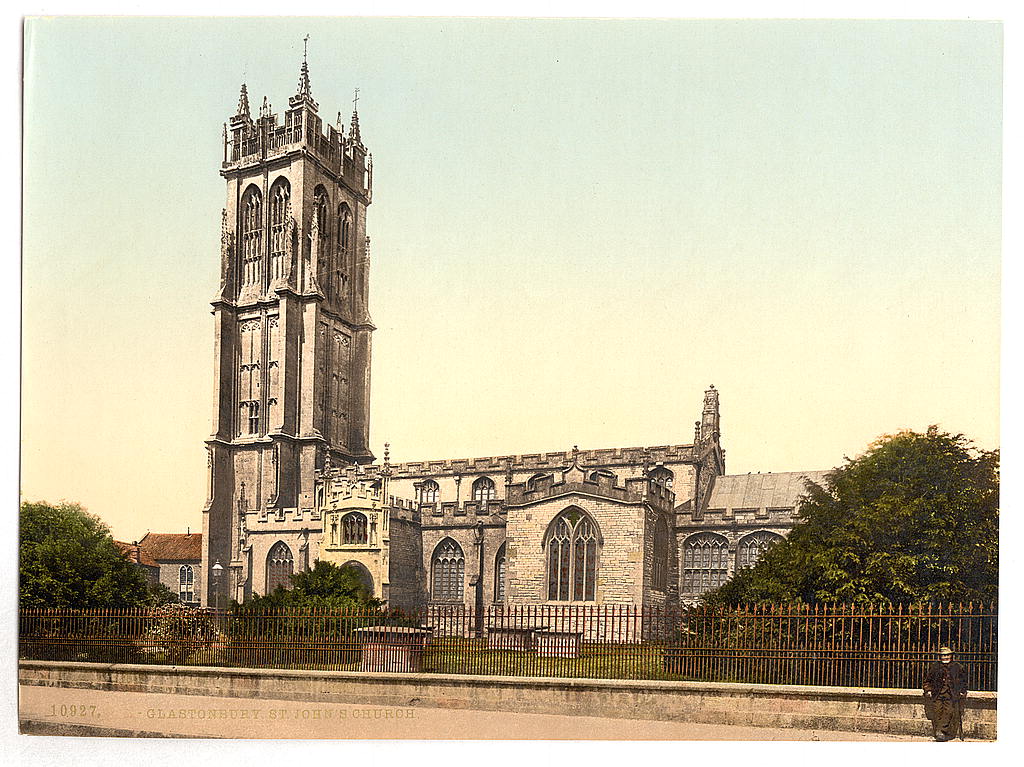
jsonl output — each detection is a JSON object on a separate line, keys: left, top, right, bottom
{"left": 19, "top": 660, "right": 996, "bottom": 739}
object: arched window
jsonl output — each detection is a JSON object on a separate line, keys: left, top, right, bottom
{"left": 266, "top": 541, "right": 294, "bottom": 593}
{"left": 431, "top": 538, "right": 465, "bottom": 602}
{"left": 178, "top": 565, "right": 195, "bottom": 603}
{"left": 495, "top": 542, "right": 507, "bottom": 603}
{"left": 737, "top": 531, "right": 783, "bottom": 570}
{"left": 472, "top": 477, "right": 496, "bottom": 503}
{"left": 240, "top": 186, "right": 262, "bottom": 286}
{"left": 269, "top": 178, "right": 290, "bottom": 281}
{"left": 652, "top": 517, "right": 670, "bottom": 591}
{"left": 418, "top": 480, "right": 439, "bottom": 504}
{"left": 342, "top": 512, "right": 369, "bottom": 545}
{"left": 682, "top": 532, "right": 729, "bottom": 595}
{"left": 650, "top": 466, "right": 674, "bottom": 488}
{"left": 545, "top": 507, "right": 600, "bottom": 602}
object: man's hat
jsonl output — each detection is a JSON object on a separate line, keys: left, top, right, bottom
{"left": 939, "top": 646, "right": 953, "bottom": 654}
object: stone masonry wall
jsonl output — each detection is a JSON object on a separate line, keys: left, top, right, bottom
{"left": 505, "top": 494, "right": 646, "bottom": 605}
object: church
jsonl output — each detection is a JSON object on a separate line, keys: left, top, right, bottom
{"left": 200, "top": 58, "right": 828, "bottom": 612}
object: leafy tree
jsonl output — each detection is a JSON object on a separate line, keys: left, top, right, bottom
{"left": 147, "top": 581, "right": 180, "bottom": 606}
{"left": 706, "top": 428, "right": 998, "bottom": 605}
{"left": 228, "top": 561, "right": 391, "bottom": 667}
{"left": 239, "top": 560, "right": 382, "bottom": 612}
{"left": 20, "top": 501, "right": 152, "bottom": 609}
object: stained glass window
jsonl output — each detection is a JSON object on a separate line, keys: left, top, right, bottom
{"left": 432, "top": 538, "right": 465, "bottom": 602}
{"left": 546, "top": 508, "right": 599, "bottom": 602}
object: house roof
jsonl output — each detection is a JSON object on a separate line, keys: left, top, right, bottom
{"left": 114, "top": 540, "right": 159, "bottom": 568}
{"left": 706, "top": 470, "right": 831, "bottom": 512}
{"left": 138, "top": 532, "right": 203, "bottom": 562}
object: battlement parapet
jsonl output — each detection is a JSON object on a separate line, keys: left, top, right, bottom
{"left": 222, "top": 97, "right": 369, "bottom": 195}
{"left": 389, "top": 443, "right": 697, "bottom": 479}
{"left": 506, "top": 472, "right": 675, "bottom": 511}
{"left": 417, "top": 499, "right": 507, "bottom": 522}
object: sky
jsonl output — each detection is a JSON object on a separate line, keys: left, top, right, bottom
{"left": 20, "top": 18, "right": 1002, "bottom": 543}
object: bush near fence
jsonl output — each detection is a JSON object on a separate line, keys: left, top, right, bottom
{"left": 18, "top": 602, "right": 996, "bottom": 690}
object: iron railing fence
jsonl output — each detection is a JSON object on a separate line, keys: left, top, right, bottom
{"left": 18, "top": 602, "right": 997, "bottom": 690}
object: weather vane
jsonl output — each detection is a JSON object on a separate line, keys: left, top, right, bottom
{"left": 353, "top": 87, "right": 360, "bottom": 110}
{"left": 303, "top": 34, "right": 310, "bottom": 62}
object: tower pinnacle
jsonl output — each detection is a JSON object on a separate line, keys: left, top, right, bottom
{"left": 349, "top": 87, "right": 362, "bottom": 145}
{"left": 236, "top": 82, "right": 251, "bottom": 118}
{"left": 297, "top": 35, "right": 313, "bottom": 99}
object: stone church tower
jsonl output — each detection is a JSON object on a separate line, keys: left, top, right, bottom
{"left": 201, "top": 54, "right": 374, "bottom": 605}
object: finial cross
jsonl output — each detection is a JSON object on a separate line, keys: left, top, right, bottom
{"left": 353, "top": 87, "right": 360, "bottom": 110}
{"left": 303, "top": 34, "right": 310, "bottom": 62}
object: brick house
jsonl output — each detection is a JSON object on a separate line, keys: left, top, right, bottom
{"left": 138, "top": 532, "right": 203, "bottom": 606}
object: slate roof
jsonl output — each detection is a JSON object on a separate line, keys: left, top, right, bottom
{"left": 138, "top": 532, "right": 203, "bottom": 562}
{"left": 706, "top": 470, "right": 831, "bottom": 512}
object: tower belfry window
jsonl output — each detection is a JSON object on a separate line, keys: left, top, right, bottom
{"left": 241, "top": 187, "right": 263, "bottom": 287}
{"left": 269, "top": 179, "right": 290, "bottom": 281}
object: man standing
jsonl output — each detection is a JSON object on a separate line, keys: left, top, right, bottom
{"left": 923, "top": 646, "right": 969, "bottom": 741}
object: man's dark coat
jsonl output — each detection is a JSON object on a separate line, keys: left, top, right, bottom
{"left": 923, "top": 661, "right": 969, "bottom": 699}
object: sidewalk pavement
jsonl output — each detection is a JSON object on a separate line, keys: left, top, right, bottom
{"left": 19, "top": 685, "right": 931, "bottom": 740}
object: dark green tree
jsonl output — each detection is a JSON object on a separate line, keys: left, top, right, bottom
{"left": 240, "top": 560, "right": 382, "bottom": 612}
{"left": 20, "top": 501, "right": 152, "bottom": 608}
{"left": 706, "top": 428, "right": 998, "bottom": 605}
{"left": 147, "top": 581, "right": 180, "bottom": 606}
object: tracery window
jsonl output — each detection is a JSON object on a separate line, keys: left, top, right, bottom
{"left": 545, "top": 507, "right": 600, "bottom": 602}
{"left": 269, "top": 179, "right": 290, "bottom": 281}
{"left": 737, "top": 531, "right": 783, "bottom": 570}
{"left": 241, "top": 186, "right": 262, "bottom": 286}
{"left": 472, "top": 477, "right": 496, "bottom": 503}
{"left": 266, "top": 541, "right": 294, "bottom": 593}
{"left": 178, "top": 565, "right": 195, "bottom": 603}
{"left": 652, "top": 517, "right": 670, "bottom": 591}
{"left": 418, "top": 480, "right": 439, "bottom": 504}
{"left": 342, "top": 512, "right": 369, "bottom": 545}
{"left": 682, "top": 532, "right": 729, "bottom": 595}
{"left": 495, "top": 543, "right": 507, "bottom": 602}
{"left": 431, "top": 538, "right": 465, "bottom": 602}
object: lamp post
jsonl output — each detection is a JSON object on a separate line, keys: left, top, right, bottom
{"left": 212, "top": 559, "right": 223, "bottom": 630}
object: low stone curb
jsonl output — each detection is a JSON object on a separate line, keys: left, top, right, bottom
{"left": 19, "top": 660, "right": 997, "bottom": 740}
